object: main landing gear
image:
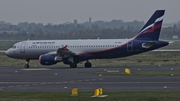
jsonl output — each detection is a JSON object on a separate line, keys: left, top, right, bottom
{"left": 70, "top": 63, "right": 77, "bottom": 68}
{"left": 24, "top": 59, "right": 30, "bottom": 68}
{"left": 84, "top": 61, "right": 92, "bottom": 68}
{"left": 69, "top": 61, "right": 92, "bottom": 68}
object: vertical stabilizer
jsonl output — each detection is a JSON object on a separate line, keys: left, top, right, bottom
{"left": 134, "top": 10, "right": 165, "bottom": 40}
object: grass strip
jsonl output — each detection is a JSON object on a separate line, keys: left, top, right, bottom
{"left": 0, "top": 91, "right": 180, "bottom": 101}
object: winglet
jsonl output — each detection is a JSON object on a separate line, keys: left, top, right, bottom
{"left": 62, "top": 45, "right": 68, "bottom": 50}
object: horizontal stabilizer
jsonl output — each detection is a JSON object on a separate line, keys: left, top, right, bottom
{"left": 142, "top": 42, "right": 156, "bottom": 48}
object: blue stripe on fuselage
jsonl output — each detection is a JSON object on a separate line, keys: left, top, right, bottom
{"left": 78, "top": 40, "right": 168, "bottom": 62}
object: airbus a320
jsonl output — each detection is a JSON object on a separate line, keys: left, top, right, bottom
{"left": 5, "top": 10, "right": 169, "bottom": 68}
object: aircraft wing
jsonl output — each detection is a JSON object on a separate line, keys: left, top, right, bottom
{"left": 56, "top": 46, "right": 78, "bottom": 57}
{"left": 45, "top": 46, "right": 78, "bottom": 58}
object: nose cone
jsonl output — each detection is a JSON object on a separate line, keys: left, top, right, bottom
{"left": 5, "top": 49, "right": 11, "bottom": 57}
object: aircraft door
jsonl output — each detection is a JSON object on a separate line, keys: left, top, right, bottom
{"left": 127, "top": 41, "right": 133, "bottom": 51}
{"left": 20, "top": 42, "right": 26, "bottom": 53}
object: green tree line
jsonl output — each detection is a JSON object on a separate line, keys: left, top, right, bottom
{"left": 0, "top": 20, "right": 179, "bottom": 40}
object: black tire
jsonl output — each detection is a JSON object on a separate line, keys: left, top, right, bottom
{"left": 24, "top": 64, "right": 29, "bottom": 68}
{"left": 84, "top": 62, "right": 92, "bottom": 68}
{"left": 70, "top": 63, "right": 77, "bottom": 68}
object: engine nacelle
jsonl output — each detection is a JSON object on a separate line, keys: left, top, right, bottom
{"left": 39, "top": 54, "right": 62, "bottom": 65}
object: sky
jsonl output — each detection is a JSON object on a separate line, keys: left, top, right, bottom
{"left": 0, "top": 0, "right": 179, "bottom": 24}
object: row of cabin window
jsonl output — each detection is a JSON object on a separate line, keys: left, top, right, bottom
{"left": 29, "top": 45, "right": 119, "bottom": 48}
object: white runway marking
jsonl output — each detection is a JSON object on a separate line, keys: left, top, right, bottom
{"left": 21, "top": 68, "right": 50, "bottom": 71}
{"left": 0, "top": 78, "right": 105, "bottom": 91}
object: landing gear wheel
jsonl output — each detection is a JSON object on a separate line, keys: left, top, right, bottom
{"left": 24, "top": 64, "right": 29, "bottom": 68}
{"left": 70, "top": 63, "right": 77, "bottom": 68}
{"left": 24, "top": 59, "right": 30, "bottom": 68}
{"left": 84, "top": 62, "right": 92, "bottom": 68}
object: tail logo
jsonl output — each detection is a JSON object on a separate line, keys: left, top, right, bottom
{"left": 138, "top": 16, "right": 163, "bottom": 37}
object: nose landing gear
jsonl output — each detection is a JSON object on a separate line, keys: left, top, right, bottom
{"left": 24, "top": 59, "right": 30, "bottom": 68}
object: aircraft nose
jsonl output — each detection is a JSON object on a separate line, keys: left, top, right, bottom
{"left": 5, "top": 49, "right": 11, "bottom": 57}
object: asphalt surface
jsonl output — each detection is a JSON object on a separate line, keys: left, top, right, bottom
{"left": 0, "top": 66, "right": 180, "bottom": 92}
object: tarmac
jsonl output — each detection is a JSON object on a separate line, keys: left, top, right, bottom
{"left": 0, "top": 66, "right": 180, "bottom": 92}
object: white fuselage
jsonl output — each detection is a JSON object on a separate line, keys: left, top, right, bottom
{"left": 6, "top": 39, "right": 130, "bottom": 59}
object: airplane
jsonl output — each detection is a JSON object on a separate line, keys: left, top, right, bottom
{"left": 5, "top": 10, "right": 169, "bottom": 68}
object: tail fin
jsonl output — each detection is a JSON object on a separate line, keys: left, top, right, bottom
{"left": 134, "top": 10, "right": 165, "bottom": 40}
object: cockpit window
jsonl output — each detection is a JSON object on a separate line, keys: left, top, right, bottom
{"left": 12, "top": 45, "right": 16, "bottom": 49}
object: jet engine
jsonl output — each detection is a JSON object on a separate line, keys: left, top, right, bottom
{"left": 39, "top": 54, "right": 62, "bottom": 65}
